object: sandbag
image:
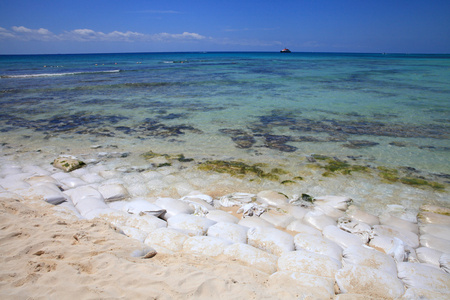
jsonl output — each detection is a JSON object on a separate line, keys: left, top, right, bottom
{"left": 294, "top": 233, "right": 342, "bottom": 262}
{"left": 314, "top": 195, "right": 352, "bottom": 211}
{"left": 238, "top": 216, "right": 274, "bottom": 228}
{"left": 379, "top": 213, "right": 419, "bottom": 234}
{"left": 65, "top": 186, "right": 108, "bottom": 217}
{"left": 0, "top": 173, "right": 31, "bottom": 191}
{"left": 205, "top": 210, "right": 239, "bottom": 224}
{"left": 80, "top": 173, "right": 105, "bottom": 184}
{"left": 247, "top": 226, "right": 294, "bottom": 256}
{"left": 144, "top": 227, "right": 189, "bottom": 252}
{"left": 26, "top": 182, "right": 68, "bottom": 205}
{"left": 416, "top": 247, "right": 444, "bottom": 267}
{"left": 346, "top": 205, "right": 379, "bottom": 226}
{"left": 122, "top": 199, "right": 166, "bottom": 217}
{"left": 336, "top": 265, "right": 405, "bottom": 299}
{"left": 260, "top": 211, "right": 295, "bottom": 228}
{"left": 25, "top": 175, "right": 59, "bottom": 186}
{"left": 420, "top": 234, "right": 450, "bottom": 254}
{"left": 120, "top": 225, "right": 148, "bottom": 243}
{"left": 316, "top": 204, "right": 345, "bottom": 220}
{"left": 285, "top": 205, "right": 308, "bottom": 220}
{"left": 223, "top": 243, "right": 278, "bottom": 274}
{"left": 303, "top": 210, "right": 336, "bottom": 231}
{"left": 323, "top": 225, "right": 364, "bottom": 249}
{"left": 167, "top": 213, "right": 216, "bottom": 236}
{"left": 337, "top": 217, "right": 371, "bottom": 244}
{"left": 256, "top": 190, "right": 289, "bottom": 208}
{"left": 182, "top": 236, "right": 231, "bottom": 257}
{"left": 207, "top": 222, "right": 248, "bottom": 244}
{"left": 369, "top": 235, "right": 407, "bottom": 262}
{"left": 372, "top": 225, "right": 419, "bottom": 249}
{"left": 418, "top": 211, "right": 450, "bottom": 225}
{"left": 154, "top": 197, "right": 194, "bottom": 220}
{"left": 59, "top": 176, "right": 87, "bottom": 189}
{"left": 386, "top": 204, "right": 418, "bottom": 223}
{"left": 342, "top": 245, "right": 397, "bottom": 275}
{"left": 126, "top": 183, "right": 149, "bottom": 197}
{"left": 286, "top": 221, "right": 322, "bottom": 236}
{"left": 397, "top": 262, "right": 450, "bottom": 294}
{"left": 278, "top": 250, "right": 341, "bottom": 278}
{"left": 125, "top": 214, "right": 167, "bottom": 233}
{"left": 268, "top": 271, "right": 335, "bottom": 299}
{"left": 421, "top": 204, "right": 450, "bottom": 216}
{"left": 440, "top": 253, "right": 450, "bottom": 273}
{"left": 420, "top": 224, "right": 450, "bottom": 241}
{"left": 98, "top": 183, "right": 129, "bottom": 202}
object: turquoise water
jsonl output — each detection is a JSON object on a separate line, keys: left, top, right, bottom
{"left": 1, "top": 52, "right": 449, "bottom": 199}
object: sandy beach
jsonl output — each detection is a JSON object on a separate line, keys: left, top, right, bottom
{"left": 0, "top": 150, "right": 449, "bottom": 300}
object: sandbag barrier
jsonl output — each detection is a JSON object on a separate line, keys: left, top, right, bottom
{"left": 1, "top": 159, "right": 450, "bottom": 299}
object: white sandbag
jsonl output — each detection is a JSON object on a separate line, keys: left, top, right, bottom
{"left": 316, "top": 204, "right": 345, "bottom": 220}
{"left": 107, "top": 200, "right": 127, "bottom": 211}
{"left": 80, "top": 172, "right": 104, "bottom": 184}
{"left": 397, "top": 262, "right": 450, "bottom": 294}
{"left": 303, "top": 210, "right": 336, "bottom": 231}
{"left": 56, "top": 200, "right": 83, "bottom": 219}
{"left": 386, "top": 204, "right": 418, "bottom": 223}
{"left": 167, "top": 213, "right": 216, "bottom": 236}
{"left": 182, "top": 236, "right": 231, "bottom": 257}
{"left": 420, "top": 234, "right": 450, "bottom": 254}
{"left": 285, "top": 205, "right": 308, "bottom": 220}
{"left": 25, "top": 175, "right": 58, "bottom": 186}
{"left": 440, "top": 253, "right": 450, "bottom": 273}
{"left": 421, "top": 204, "right": 450, "bottom": 216}
{"left": 59, "top": 176, "right": 87, "bottom": 189}
{"left": 98, "top": 183, "right": 129, "bottom": 202}
{"left": 286, "top": 221, "right": 322, "bottom": 236}
{"left": 268, "top": 271, "right": 335, "bottom": 299}
{"left": 219, "top": 192, "right": 255, "bottom": 208}
{"left": 0, "top": 174, "right": 31, "bottom": 191}
{"left": 420, "top": 224, "right": 450, "bottom": 241}
{"left": 418, "top": 211, "right": 450, "bottom": 225}
{"left": 83, "top": 208, "right": 129, "bottom": 226}
{"left": 122, "top": 199, "right": 166, "bottom": 217}
{"left": 205, "top": 210, "right": 239, "bottom": 224}
{"left": 336, "top": 265, "right": 405, "bottom": 299}
{"left": 144, "top": 227, "right": 189, "bottom": 252}
{"left": 416, "top": 247, "right": 444, "bottom": 267}
{"left": 207, "top": 222, "right": 248, "bottom": 244}
{"left": 64, "top": 185, "right": 108, "bottom": 217}
{"left": 323, "top": 225, "right": 364, "bottom": 249}
{"left": 125, "top": 214, "right": 167, "bottom": 233}
{"left": 120, "top": 225, "right": 148, "bottom": 243}
{"left": 402, "top": 287, "right": 450, "bottom": 300}
{"left": 346, "top": 205, "right": 379, "bottom": 226}
{"left": 337, "top": 217, "right": 372, "bottom": 244}
{"left": 369, "top": 235, "right": 407, "bottom": 262}
{"left": 126, "top": 183, "right": 149, "bottom": 197}
{"left": 278, "top": 250, "right": 341, "bottom": 278}
{"left": 342, "top": 245, "right": 397, "bottom": 275}
{"left": 294, "top": 233, "right": 342, "bottom": 262}
{"left": 181, "top": 192, "right": 214, "bottom": 205}
{"left": 260, "top": 211, "right": 295, "bottom": 228}
{"left": 256, "top": 190, "right": 289, "bottom": 208}
{"left": 223, "top": 243, "right": 278, "bottom": 274}
{"left": 379, "top": 213, "right": 419, "bottom": 234}
{"left": 314, "top": 195, "right": 352, "bottom": 211}
{"left": 372, "top": 225, "right": 419, "bottom": 249}
{"left": 0, "top": 164, "right": 22, "bottom": 177}
{"left": 25, "top": 182, "right": 67, "bottom": 205}
{"left": 238, "top": 216, "right": 274, "bottom": 228}
{"left": 154, "top": 197, "right": 194, "bottom": 220}
{"left": 247, "top": 227, "right": 294, "bottom": 256}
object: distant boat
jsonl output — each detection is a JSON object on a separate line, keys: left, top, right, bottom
{"left": 280, "top": 48, "right": 291, "bottom": 53}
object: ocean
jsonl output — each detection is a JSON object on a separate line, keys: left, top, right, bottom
{"left": 1, "top": 52, "right": 449, "bottom": 213}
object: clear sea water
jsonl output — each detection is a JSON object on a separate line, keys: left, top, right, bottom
{"left": 1, "top": 52, "right": 449, "bottom": 212}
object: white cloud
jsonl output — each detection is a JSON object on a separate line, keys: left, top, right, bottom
{"left": 0, "top": 26, "right": 206, "bottom": 43}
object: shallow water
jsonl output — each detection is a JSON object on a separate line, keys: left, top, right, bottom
{"left": 1, "top": 52, "right": 449, "bottom": 212}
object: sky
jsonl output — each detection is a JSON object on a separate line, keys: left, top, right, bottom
{"left": 0, "top": 0, "right": 449, "bottom": 54}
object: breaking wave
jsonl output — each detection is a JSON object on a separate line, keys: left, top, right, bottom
{"left": 1, "top": 69, "right": 120, "bottom": 79}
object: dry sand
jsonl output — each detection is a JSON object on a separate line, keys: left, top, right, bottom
{"left": 0, "top": 195, "right": 307, "bottom": 300}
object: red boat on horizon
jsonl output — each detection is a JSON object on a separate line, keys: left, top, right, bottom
{"left": 280, "top": 48, "right": 291, "bottom": 53}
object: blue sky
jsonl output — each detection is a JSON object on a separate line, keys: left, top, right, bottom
{"left": 0, "top": 0, "right": 449, "bottom": 54}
